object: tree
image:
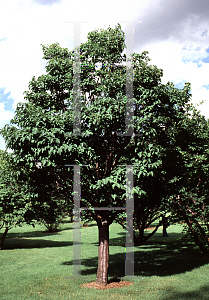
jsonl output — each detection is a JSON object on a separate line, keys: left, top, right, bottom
{"left": 0, "top": 150, "right": 35, "bottom": 249}
{"left": 0, "top": 150, "right": 74, "bottom": 250}
{"left": 167, "top": 103, "right": 209, "bottom": 254}
{"left": 114, "top": 81, "right": 195, "bottom": 245}
{"left": 26, "top": 161, "right": 73, "bottom": 232}
{"left": 0, "top": 23, "right": 203, "bottom": 283}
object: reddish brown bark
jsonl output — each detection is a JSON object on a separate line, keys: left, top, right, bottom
{"left": 96, "top": 217, "right": 109, "bottom": 286}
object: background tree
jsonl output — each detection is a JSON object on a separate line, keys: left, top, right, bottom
{"left": 0, "top": 150, "right": 35, "bottom": 249}
{"left": 0, "top": 152, "right": 74, "bottom": 250}
{"left": 115, "top": 78, "right": 194, "bottom": 245}
{"left": 168, "top": 103, "right": 209, "bottom": 254}
{"left": 27, "top": 160, "right": 74, "bottom": 232}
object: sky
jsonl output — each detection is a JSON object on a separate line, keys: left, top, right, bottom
{"left": 0, "top": 0, "right": 209, "bottom": 151}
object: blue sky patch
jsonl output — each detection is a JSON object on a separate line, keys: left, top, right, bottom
{"left": 202, "top": 84, "right": 209, "bottom": 90}
{"left": 175, "top": 81, "right": 187, "bottom": 89}
{"left": 182, "top": 47, "right": 209, "bottom": 66}
{"left": 0, "top": 88, "right": 15, "bottom": 112}
{"left": 33, "top": 0, "right": 61, "bottom": 5}
{"left": 182, "top": 57, "right": 202, "bottom": 67}
{"left": 201, "top": 55, "right": 209, "bottom": 63}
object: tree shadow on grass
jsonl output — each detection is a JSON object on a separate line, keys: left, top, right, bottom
{"left": 133, "top": 242, "right": 209, "bottom": 277}
{"left": 3, "top": 226, "right": 73, "bottom": 239}
{"left": 1, "top": 223, "right": 97, "bottom": 250}
{"left": 3, "top": 238, "right": 73, "bottom": 250}
{"left": 2, "top": 226, "right": 74, "bottom": 250}
{"left": 162, "top": 285, "right": 209, "bottom": 300}
{"left": 61, "top": 231, "right": 209, "bottom": 279}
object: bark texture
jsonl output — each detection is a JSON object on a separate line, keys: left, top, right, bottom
{"left": 96, "top": 218, "right": 109, "bottom": 285}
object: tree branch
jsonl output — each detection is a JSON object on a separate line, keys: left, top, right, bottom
{"left": 10, "top": 183, "right": 18, "bottom": 191}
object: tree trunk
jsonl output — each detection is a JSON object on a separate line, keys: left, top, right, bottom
{"left": 0, "top": 227, "right": 9, "bottom": 250}
{"left": 143, "top": 224, "right": 160, "bottom": 242}
{"left": 96, "top": 219, "right": 109, "bottom": 285}
{"left": 184, "top": 217, "right": 208, "bottom": 254}
{"left": 175, "top": 201, "right": 208, "bottom": 254}
{"left": 134, "top": 227, "right": 145, "bottom": 245}
{"left": 134, "top": 224, "right": 160, "bottom": 245}
{"left": 193, "top": 219, "right": 209, "bottom": 247}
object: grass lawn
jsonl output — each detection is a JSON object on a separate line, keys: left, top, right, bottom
{"left": 1, "top": 219, "right": 209, "bottom": 299}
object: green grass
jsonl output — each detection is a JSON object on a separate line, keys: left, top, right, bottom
{"left": 1, "top": 219, "right": 209, "bottom": 299}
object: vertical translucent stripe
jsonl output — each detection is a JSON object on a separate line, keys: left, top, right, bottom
{"left": 125, "top": 22, "right": 134, "bottom": 137}
{"left": 125, "top": 165, "right": 134, "bottom": 277}
{"left": 73, "top": 23, "right": 81, "bottom": 136}
{"left": 73, "top": 165, "right": 81, "bottom": 276}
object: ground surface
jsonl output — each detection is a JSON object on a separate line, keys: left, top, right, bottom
{"left": 81, "top": 280, "right": 134, "bottom": 289}
{"left": 1, "top": 219, "right": 209, "bottom": 299}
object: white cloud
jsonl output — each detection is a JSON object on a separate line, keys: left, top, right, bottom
{"left": 0, "top": 136, "right": 5, "bottom": 152}
{"left": 135, "top": 40, "right": 209, "bottom": 120}
{"left": 0, "top": 0, "right": 151, "bottom": 111}
{"left": 190, "top": 87, "right": 209, "bottom": 119}
{"left": 0, "top": 1, "right": 69, "bottom": 109}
